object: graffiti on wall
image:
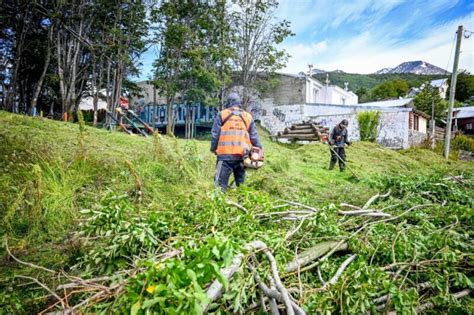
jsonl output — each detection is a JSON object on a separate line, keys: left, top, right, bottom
{"left": 272, "top": 108, "right": 286, "bottom": 122}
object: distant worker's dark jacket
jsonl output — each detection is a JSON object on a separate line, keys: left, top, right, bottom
{"left": 329, "top": 126, "right": 350, "bottom": 147}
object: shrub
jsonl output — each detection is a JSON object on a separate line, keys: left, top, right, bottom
{"left": 357, "top": 111, "right": 380, "bottom": 142}
{"left": 452, "top": 134, "right": 474, "bottom": 152}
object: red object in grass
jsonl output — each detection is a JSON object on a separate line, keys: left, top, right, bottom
{"left": 120, "top": 97, "right": 129, "bottom": 108}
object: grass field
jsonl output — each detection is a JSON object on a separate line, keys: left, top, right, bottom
{"left": 0, "top": 111, "right": 472, "bottom": 314}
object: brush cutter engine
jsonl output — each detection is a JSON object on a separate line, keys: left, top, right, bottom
{"left": 243, "top": 147, "right": 264, "bottom": 169}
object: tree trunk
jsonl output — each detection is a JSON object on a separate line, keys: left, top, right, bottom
{"left": 94, "top": 58, "right": 104, "bottom": 127}
{"left": 8, "top": 18, "right": 27, "bottom": 113}
{"left": 166, "top": 95, "right": 174, "bottom": 135}
{"left": 105, "top": 61, "right": 112, "bottom": 125}
{"left": 31, "top": 26, "right": 53, "bottom": 116}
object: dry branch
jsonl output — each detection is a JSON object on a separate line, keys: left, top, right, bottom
{"left": 205, "top": 241, "right": 267, "bottom": 309}
{"left": 226, "top": 200, "right": 249, "bottom": 214}
{"left": 16, "top": 275, "right": 65, "bottom": 309}
{"left": 5, "top": 239, "right": 56, "bottom": 274}
{"left": 315, "top": 254, "right": 357, "bottom": 292}
{"left": 338, "top": 210, "right": 392, "bottom": 217}
{"left": 285, "top": 218, "right": 307, "bottom": 241}
{"left": 327, "top": 254, "right": 357, "bottom": 286}
{"left": 416, "top": 289, "right": 471, "bottom": 313}
{"left": 285, "top": 241, "right": 348, "bottom": 273}
{"left": 363, "top": 191, "right": 390, "bottom": 210}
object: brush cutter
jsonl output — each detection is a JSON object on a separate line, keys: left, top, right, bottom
{"left": 328, "top": 144, "right": 360, "bottom": 181}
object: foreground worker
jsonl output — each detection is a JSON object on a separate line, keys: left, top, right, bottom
{"left": 328, "top": 119, "right": 352, "bottom": 172}
{"left": 211, "top": 93, "right": 262, "bottom": 192}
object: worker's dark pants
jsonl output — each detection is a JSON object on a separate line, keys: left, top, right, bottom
{"left": 215, "top": 160, "right": 246, "bottom": 192}
{"left": 329, "top": 147, "right": 346, "bottom": 171}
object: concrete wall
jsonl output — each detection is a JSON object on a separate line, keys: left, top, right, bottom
{"left": 262, "top": 75, "right": 306, "bottom": 105}
{"left": 409, "top": 130, "right": 428, "bottom": 147}
{"left": 258, "top": 103, "right": 411, "bottom": 149}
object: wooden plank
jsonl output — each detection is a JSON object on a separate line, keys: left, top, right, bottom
{"left": 291, "top": 124, "right": 314, "bottom": 130}
{"left": 277, "top": 134, "right": 320, "bottom": 139}
{"left": 285, "top": 130, "right": 317, "bottom": 136}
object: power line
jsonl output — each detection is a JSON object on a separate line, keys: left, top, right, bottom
{"left": 464, "top": 29, "right": 473, "bottom": 38}
{"left": 445, "top": 32, "right": 457, "bottom": 73}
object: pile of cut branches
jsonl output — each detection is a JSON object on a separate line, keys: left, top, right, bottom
{"left": 5, "top": 172, "right": 473, "bottom": 314}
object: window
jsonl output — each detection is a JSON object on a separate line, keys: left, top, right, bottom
{"left": 313, "top": 88, "right": 319, "bottom": 103}
{"left": 466, "top": 123, "right": 473, "bottom": 130}
{"left": 342, "top": 97, "right": 346, "bottom": 105}
{"left": 414, "top": 115, "right": 419, "bottom": 131}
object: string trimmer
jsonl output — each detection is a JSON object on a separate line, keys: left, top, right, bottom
{"left": 328, "top": 144, "right": 360, "bottom": 181}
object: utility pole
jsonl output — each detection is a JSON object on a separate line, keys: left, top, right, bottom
{"left": 431, "top": 97, "right": 435, "bottom": 149}
{"left": 444, "top": 25, "right": 463, "bottom": 158}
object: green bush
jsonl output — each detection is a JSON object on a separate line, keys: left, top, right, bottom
{"left": 357, "top": 111, "right": 380, "bottom": 142}
{"left": 452, "top": 134, "right": 474, "bottom": 152}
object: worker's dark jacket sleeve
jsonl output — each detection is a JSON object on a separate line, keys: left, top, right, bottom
{"left": 248, "top": 120, "right": 262, "bottom": 148}
{"left": 210, "top": 114, "right": 222, "bottom": 153}
{"left": 329, "top": 126, "right": 348, "bottom": 147}
{"left": 344, "top": 130, "right": 350, "bottom": 145}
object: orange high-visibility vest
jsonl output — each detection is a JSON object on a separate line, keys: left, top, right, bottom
{"left": 216, "top": 107, "right": 252, "bottom": 156}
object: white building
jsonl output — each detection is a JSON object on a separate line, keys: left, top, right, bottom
{"left": 407, "top": 78, "right": 449, "bottom": 99}
{"left": 430, "top": 78, "right": 449, "bottom": 99}
{"left": 305, "top": 75, "right": 358, "bottom": 105}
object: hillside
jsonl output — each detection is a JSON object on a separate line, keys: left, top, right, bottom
{"left": 313, "top": 72, "right": 447, "bottom": 93}
{"left": 0, "top": 111, "right": 473, "bottom": 314}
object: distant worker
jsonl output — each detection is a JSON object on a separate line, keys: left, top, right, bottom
{"left": 211, "top": 93, "right": 262, "bottom": 192}
{"left": 328, "top": 119, "right": 352, "bottom": 172}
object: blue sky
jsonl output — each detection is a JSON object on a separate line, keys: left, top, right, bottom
{"left": 136, "top": 0, "right": 473, "bottom": 80}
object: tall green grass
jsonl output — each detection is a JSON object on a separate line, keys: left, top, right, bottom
{"left": 357, "top": 111, "right": 380, "bottom": 142}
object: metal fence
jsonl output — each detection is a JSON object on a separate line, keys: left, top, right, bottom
{"left": 139, "top": 103, "right": 219, "bottom": 128}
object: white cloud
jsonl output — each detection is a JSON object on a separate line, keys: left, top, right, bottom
{"left": 281, "top": 10, "right": 474, "bottom": 74}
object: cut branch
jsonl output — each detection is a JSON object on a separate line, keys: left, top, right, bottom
{"left": 5, "top": 238, "right": 56, "bottom": 274}
{"left": 285, "top": 241, "right": 348, "bottom": 273}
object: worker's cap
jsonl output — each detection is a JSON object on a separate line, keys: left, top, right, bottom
{"left": 340, "top": 119, "right": 349, "bottom": 126}
{"left": 226, "top": 92, "right": 241, "bottom": 108}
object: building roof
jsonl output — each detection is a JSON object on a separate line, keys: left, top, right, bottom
{"left": 453, "top": 106, "right": 474, "bottom": 119}
{"left": 357, "top": 98, "right": 414, "bottom": 107}
{"left": 430, "top": 78, "right": 448, "bottom": 88}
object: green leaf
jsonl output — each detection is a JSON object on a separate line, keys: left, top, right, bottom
{"left": 211, "top": 262, "right": 228, "bottom": 290}
{"left": 142, "top": 297, "right": 165, "bottom": 309}
{"left": 187, "top": 269, "right": 197, "bottom": 281}
{"left": 131, "top": 301, "right": 141, "bottom": 315}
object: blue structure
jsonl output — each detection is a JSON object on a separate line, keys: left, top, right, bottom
{"left": 139, "top": 103, "right": 218, "bottom": 128}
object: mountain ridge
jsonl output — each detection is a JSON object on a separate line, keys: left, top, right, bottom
{"left": 374, "top": 61, "right": 449, "bottom": 75}
{"left": 303, "top": 60, "right": 449, "bottom": 76}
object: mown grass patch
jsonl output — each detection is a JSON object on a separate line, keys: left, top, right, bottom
{"left": 0, "top": 111, "right": 473, "bottom": 314}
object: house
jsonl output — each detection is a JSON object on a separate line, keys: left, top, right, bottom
{"left": 430, "top": 78, "right": 449, "bottom": 99}
{"left": 452, "top": 106, "right": 474, "bottom": 135}
{"left": 407, "top": 79, "right": 449, "bottom": 99}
